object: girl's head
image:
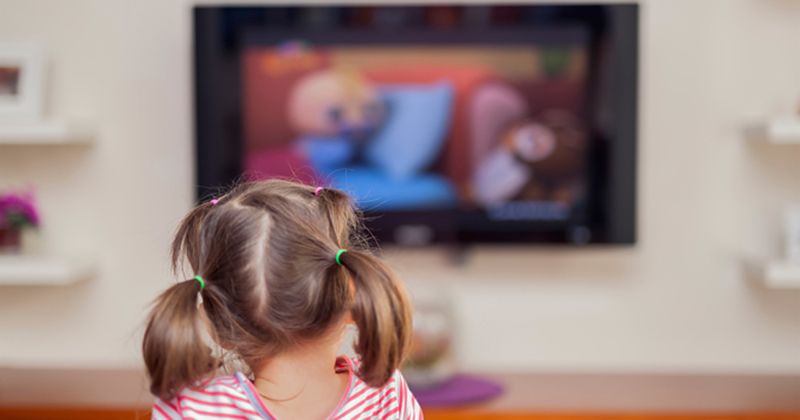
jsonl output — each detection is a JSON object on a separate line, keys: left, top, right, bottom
{"left": 142, "top": 180, "right": 412, "bottom": 400}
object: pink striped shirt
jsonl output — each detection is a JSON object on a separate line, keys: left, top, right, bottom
{"left": 152, "top": 356, "right": 423, "bottom": 419}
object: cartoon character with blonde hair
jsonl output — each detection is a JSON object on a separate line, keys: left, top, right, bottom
{"left": 288, "top": 67, "right": 386, "bottom": 175}
{"left": 290, "top": 67, "right": 385, "bottom": 139}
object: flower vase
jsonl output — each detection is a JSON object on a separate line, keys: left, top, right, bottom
{"left": 0, "top": 227, "right": 22, "bottom": 253}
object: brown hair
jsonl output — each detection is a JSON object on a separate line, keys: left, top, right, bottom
{"left": 142, "top": 180, "right": 412, "bottom": 400}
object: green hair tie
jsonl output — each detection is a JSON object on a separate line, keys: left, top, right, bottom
{"left": 193, "top": 275, "right": 205, "bottom": 290}
{"left": 335, "top": 249, "right": 348, "bottom": 266}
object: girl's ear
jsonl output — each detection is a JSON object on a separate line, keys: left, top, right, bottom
{"left": 344, "top": 310, "right": 355, "bottom": 325}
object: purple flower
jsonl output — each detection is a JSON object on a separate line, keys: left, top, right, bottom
{"left": 0, "top": 190, "right": 40, "bottom": 229}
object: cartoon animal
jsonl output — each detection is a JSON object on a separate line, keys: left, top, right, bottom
{"left": 473, "top": 110, "right": 586, "bottom": 206}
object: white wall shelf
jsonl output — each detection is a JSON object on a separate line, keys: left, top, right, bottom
{"left": 0, "top": 121, "right": 94, "bottom": 145}
{"left": 748, "top": 117, "right": 800, "bottom": 144}
{"left": 0, "top": 255, "right": 95, "bottom": 286}
{"left": 762, "top": 260, "right": 800, "bottom": 289}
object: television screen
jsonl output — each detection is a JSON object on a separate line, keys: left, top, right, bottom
{"left": 195, "top": 5, "right": 638, "bottom": 245}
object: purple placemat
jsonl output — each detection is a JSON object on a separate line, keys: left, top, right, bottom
{"left": 411, "top": 374, "right": 504, "bottom": 407}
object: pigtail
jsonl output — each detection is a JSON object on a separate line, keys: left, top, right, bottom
{"left": 340, "top": 250, "right": 412, "bottom": 387}
{"left": 142, "top": 279, "right": 218, "bottom": 400}
{"left": 143, "top": 202, "right": 221, "bottom": 400}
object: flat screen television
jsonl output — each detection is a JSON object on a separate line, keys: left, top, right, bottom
{"left": 194, "top": 4, "right": 638, "bottom": 245}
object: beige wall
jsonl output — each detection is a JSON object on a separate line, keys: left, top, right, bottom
{"left": 0, "top": 0, "right": 799, "bottom": 381}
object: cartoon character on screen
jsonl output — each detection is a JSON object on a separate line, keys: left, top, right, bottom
{"left": 472, "top": 110, "right": 586, "bottom": 207}
{"left": 288, "top": 67, "right": 386, "bottom": 176}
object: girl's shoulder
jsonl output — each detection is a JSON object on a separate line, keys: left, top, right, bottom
{"left": 152, "top": 373, "right": 267, "bottom": 419}
{"left": 335, "top": 355, "right": 423, "bottom": 419}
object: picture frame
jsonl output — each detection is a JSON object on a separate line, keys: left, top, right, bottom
{"left": 0, "top": 42, "right": 45, "bottom": 122}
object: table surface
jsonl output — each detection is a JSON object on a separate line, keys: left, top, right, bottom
{"left": 417, "top": 371, "right": 800, "bottom": 413}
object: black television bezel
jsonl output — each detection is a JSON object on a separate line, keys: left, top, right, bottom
{"left": 193, "top": 4, "right": 638, "bottom": 246}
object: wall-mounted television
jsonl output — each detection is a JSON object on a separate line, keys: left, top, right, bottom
{"left": 194, "top": 4, "right": 638, "bottom": 245}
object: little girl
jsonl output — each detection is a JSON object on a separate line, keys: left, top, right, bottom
{"left": 143, "top": 180, "right": 422, "bottom": 419}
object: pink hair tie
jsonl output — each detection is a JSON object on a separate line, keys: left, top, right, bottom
{"left": 314, "top": 187, "right": 324, "bottom": 196}
{"left": 210, "top": 198, "right": 219, "bottom": 206}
